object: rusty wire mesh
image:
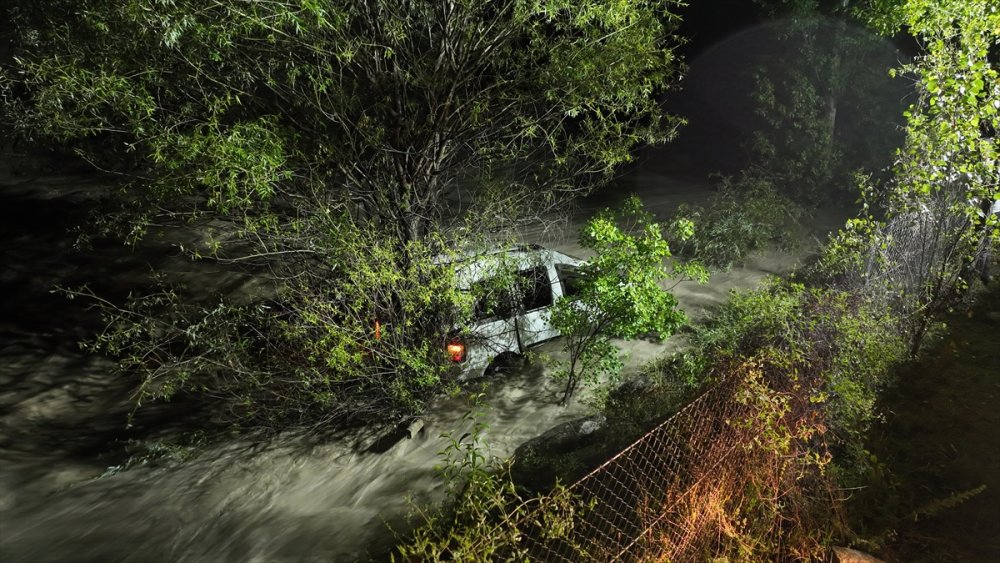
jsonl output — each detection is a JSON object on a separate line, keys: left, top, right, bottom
{"left": 484, "top": 370, "right": 803, "bottom": 562}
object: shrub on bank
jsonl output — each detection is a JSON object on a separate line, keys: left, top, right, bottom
{"left": 679, "top": 281, "right": 907, "bottom": 449}
{"left": 667, "top": 173, "right": 805, "bottom": 269}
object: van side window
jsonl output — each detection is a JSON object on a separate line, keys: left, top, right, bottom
{"left": 471, "top": 276, "right": 514, "bottom": 322}
{"left": 519, "top": 266, "right": 553, "bottom": 311}
{"left": 556, "top": 264, "right": 584, "bottom": 298}
{"left": 470, "top": 266, "right": 553, "bottom": 321}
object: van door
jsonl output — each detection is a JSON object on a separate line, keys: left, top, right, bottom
{"left": 467, "top": 276, "right": 520, "bottom": 364}
{"left": 513, "top": 265, "right": 559, "bottom": 348}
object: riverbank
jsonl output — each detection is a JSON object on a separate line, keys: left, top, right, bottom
{"left": 850, "top": 283, "right": 1000, "bottom": 562}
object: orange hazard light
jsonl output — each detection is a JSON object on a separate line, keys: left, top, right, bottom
{"left": 446, "top": 341, "right": 465, "bottom": 362}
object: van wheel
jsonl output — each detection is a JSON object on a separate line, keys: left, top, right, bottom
{"left": 485, "top": 352, "right": 526, "bottom": 377}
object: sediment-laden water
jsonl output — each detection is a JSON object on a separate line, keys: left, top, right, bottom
{"left": 0, "top": 168, "right": 837, "bottom": 562}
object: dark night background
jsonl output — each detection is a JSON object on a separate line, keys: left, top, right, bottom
{"left": 0, "top": 2, "right": 996, "bottom": 562}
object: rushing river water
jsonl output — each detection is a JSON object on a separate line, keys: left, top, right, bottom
{"left": 0, "top": 168, "right": 823, "bottom": 562}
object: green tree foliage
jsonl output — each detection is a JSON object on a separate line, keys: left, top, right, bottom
{"left": 667, "top": 172, "right": 804, "bottom": 269}
{"left": 2, "top": 1, "right": 689, "bottom": 430}
{"left": 748, "top": 0, "right": 907, "bottom": 203}
{"left": 669, "top": 1, "right": 903, "bottom": 274}
{"left": 878, "top": 0, "right": 998, "bottom": 215}
{"left": 823, "top": 0, "right": 999, "bottom": 354}
{"left": 548, "top": 196, "right": 704, "bottom": 404}
{"left": 668, "top": 281, "right": 906, "bottom": 455}
{"left": 4, "top": 0, "right": 687, "bottom": 242}
{"left": 67, "top": 218, "right": 476, "bottom": 428}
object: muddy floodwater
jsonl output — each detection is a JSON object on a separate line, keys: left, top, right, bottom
{"left": 0, "top": 167, "right": 843, "bottom": 562}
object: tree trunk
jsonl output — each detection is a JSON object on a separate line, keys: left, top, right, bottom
{"left": 909, "top": 314, "right": 929, "bottom": 358}
{"left": 562, "top": 359, "right": 578, "bottom": 405}
{"left": 824, "top": 15, "right": 844, "bottom": 186}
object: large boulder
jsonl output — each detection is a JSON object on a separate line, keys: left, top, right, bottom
{"left": 511, "top": 415, "right": 609, "bottom": 493}
{"left": 517, "top": 415, "right": 607, "bottom": 456}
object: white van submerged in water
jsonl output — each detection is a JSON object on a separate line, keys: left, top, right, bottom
{"left": 444, "top": 244, "right": 584, "bottom": 380}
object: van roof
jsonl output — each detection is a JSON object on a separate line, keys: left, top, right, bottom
{"left": 434, "top": 243, "right": 545, "bottom": 267}
{"left": 440, "top": 245, "right": 583, "bottom": 289}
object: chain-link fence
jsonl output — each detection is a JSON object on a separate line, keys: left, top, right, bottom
{"left": 481, "top": 365, "right": 814, "bottom": 562}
